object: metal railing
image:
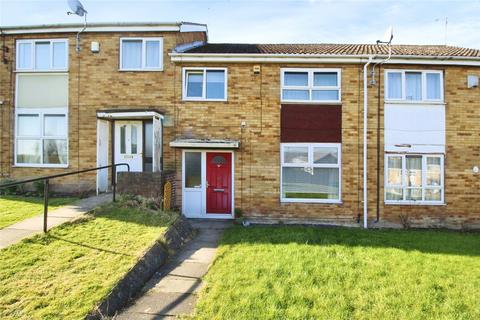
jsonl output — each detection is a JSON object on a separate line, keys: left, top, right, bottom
{"left": 0, "top": 163, "right": 130, "bottom": 233}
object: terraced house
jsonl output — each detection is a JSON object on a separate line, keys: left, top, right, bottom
{"left": 1, "top": 22, "right": 479, "bottom": 229}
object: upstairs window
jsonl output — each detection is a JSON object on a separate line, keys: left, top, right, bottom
{"left": 120, "top": 38, "right": 163, "bottom": 71}
{"left": 385, "top": 70, "right": 443, "bottom": 102}
{"left": 16, "top": 39, "right": 68, "bottom": 71}
{"left": 183, "top": 68, "right": 227, "bottom": 101}
{"left": 281, "top": 69, "right": 341, "bottom": 103}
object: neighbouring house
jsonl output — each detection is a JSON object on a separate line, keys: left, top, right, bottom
{"left": 1, "top": 22, "right": 480, "bottom": 229}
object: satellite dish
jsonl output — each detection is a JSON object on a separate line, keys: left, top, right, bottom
{"left": 68, "top": 0, "right": 87, "bottom": 16}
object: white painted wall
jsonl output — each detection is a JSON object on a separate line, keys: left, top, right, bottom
{"left": 384, "top": 103, "right": 445, "bottom": 153}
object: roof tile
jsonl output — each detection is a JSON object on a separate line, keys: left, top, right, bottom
{"left": 183, "top": 43, "right": 480, "bottom": 58}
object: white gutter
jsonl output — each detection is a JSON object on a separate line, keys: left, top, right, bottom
{"left": 363, "top": 55, "right": 375, "bottom": 229}
{"left": 169, "top": 52, "right": 480, "bottom": 66}
{"left": 0, "top": 22, "right": 208, "bottom": 34}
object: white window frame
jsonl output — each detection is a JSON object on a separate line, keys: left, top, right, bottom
{"left": 14, "top": 107, "right": 69, "bottom": 168}
{"left": 384, "top": 153, "right": 444, "bottom": 205}
{"left": 182, "top": 67, "right": 228, "bottom": 101}
{"left": 280, "top": 143, "right": 342, "bottom": 204}
{"left": 16, "top": 39, "right": 69, "bottom": 72}
{"left": 119, "top": 37, "right": 163, "bottom": 71}
{"left": 384, "top": 69, "right": 444, "bottom": 103}
{"left": 280, "top": 68, "right": 341, "bottom": 104}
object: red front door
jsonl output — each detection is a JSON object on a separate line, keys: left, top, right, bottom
{"left": 206, "top": 152, "right": 232, "bottom": 214}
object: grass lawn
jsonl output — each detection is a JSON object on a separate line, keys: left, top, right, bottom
{"left": 0, "top": 203, "right": 177, "bottom": 319}
{"left": 194, "top": 226, "right": 480, "bottom": 320}
{"left": 0, "top": 195, "right": 77, "bottom": 229}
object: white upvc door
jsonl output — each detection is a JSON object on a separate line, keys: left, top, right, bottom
{"left": 114, "top": 121, "right": 143, "bottom": 172}
{"left": 182, "top": 150, "right": 235, "bottom": 219}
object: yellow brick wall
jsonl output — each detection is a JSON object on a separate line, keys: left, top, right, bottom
{"left": 1, "top": 31, "right": 480, "bottom": 228}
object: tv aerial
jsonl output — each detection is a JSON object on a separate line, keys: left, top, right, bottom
{"left": 376, "top": 26, "right": 393, "bottom": 45}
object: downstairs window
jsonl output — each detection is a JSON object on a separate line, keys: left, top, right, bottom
{"left": 281, "top": 143, "right": 341, "bottom": 203}
{"left": 385, "top": 154, "right": 444, "bottom": 204}
{"left": 16, "top": 111, "right": 68, "bottom": 166}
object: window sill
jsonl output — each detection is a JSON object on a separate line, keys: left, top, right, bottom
{"left": 384, "top": 100, "right": 445, "bottom": 105}
{"left": 13, "top": 164, "right": 69, "bottom": 169}
{"left": 182, "top": 98, "right": 228, "bottom": 102}
{"left": 118, "top": 68, "right": 163, "bottom": 72}
{"left": 15, "top": 69, "right": 69, "bottom": 73}
{"left": 281, "top": 199, "right": 342, "bottom": 204}
{"left": 281, "top": 100, "right": 342, "bottom": 105}
{"left": 384, "top": 201, "right": 445, "bottom": 206}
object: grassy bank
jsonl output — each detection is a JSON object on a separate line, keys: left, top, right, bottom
{"left": 194, "top": 226, "right": 480, "bottom": 320}
{"left": 0, "top": 202, "right": 177, "bottom": 319}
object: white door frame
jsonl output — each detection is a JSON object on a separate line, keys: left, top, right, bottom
{"left": 181, "top": 149, "right": 234, "bottom": 219}
{"left": 96, "top": 119, "right": 110, "bottom": 194}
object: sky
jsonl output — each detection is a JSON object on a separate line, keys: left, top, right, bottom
{"left": 1, "top": 0, "right": 480, "bottom": 49}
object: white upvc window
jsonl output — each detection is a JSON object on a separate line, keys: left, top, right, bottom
{"left": 281, "top": 68, "right": 341, "bottom": 103}
{"left": 16, "top": 39, "right": 69, "bottom": 71}
{"left": 385, "top": 154, "right": 444, "bottom": 204}
{"left": 280, "top": 143, "right": 341, "bottom": 203}
{"left": 120, "top": 38, "right": 163, "bottom": 71}
{"left": 15, "top": 108, "right": 68, "bottom": 167}
{"left": 182, "top": 67, "right": 228, "bottom": 101}
{"left": 385, "top": 70, "right": 444, "bottom": 102}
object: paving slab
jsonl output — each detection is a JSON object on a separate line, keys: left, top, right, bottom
{"left": 168, "top": 261, "right": 210, "bottom": 278}
{"left": 0, "top": 193, "right": 112, "bottom": 249}
{"left": 116, "top": 219, "right": 232, "bottom": 319}
{"left": 117, "top": 292, "right": 197, "bottom": 318}
{"left": 150, "top": 275, "right": 202, "bottom": 294}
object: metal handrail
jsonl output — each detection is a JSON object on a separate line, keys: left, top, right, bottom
{"left": 0, "top": 163, "right": 130, "bottom": 233}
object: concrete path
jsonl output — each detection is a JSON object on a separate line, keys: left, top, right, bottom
{"left": 0, "top": 193, "right": 112, "bottom": 249}
{"left": 116, "top": 220, "right": 231, "bottom": 320}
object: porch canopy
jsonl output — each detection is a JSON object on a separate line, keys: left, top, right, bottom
{"left": 170, "top": 138, "right": 240, "bottom": 149}
{"left": 96, "top": 108, "right": 164, "bottom": 120}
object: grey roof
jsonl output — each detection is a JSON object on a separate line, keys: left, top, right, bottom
{"left": 183, "top": 43, "right": 480, "bottom": 58}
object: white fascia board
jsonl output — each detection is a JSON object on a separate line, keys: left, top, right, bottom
{"left": 170, "top": 54, "right": 363, "bottom": 64}
{"left": 179, "top": 23, "right": 208, "bottom": 33}
{"left": 2, "top": 25, "right": 181, "bottom": 34}
{"left": 169, "top": 53, "right": 480, "bottom": 66}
